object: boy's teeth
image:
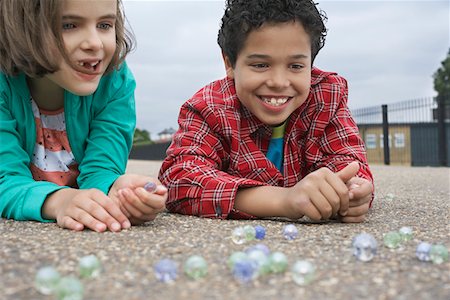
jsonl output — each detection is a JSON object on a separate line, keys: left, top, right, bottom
{"left": 261, "top": 97, "right": 289, "bottom": 106}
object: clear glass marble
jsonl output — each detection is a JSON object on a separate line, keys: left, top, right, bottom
{"left": 268, "top": 251, "right": 288, "bottom": 273}
{"left": 383, "top": 231, "right": 402, "bottom": 249}
{"left": 254, "top": 225, "right": 266, "bottom": 240}
{"left": 416, "top": 242, "right": 432, "bottom": 262}
{"left": 243, "top": 225, "right": 256, "bottom": 241}
{"left": 35, "top": 266, "right": 60, "bottom": 295}
{"left": 384, "top": 193, "right": 395, "bottom": 201}
{"left": 291, "top": 260, "right": 316, "bottom": 285}
{"left": 283, "top": 224, "right": 298, "bottom": 240}
{"left": 398, "top": 226, "right": 413, "bottom": 242}
{"left": 54, "top": 276, "right": 84, "bottom": 300}
{"left": 78, "top": 255, "right": 101, "bottom": 278}
{"left": 352, "top": 233, "right": 377, "bottom": 262}
{"left": 184, "top": 255, "right": 208, "bottom": 279}
{"left": 231, "top": 227, "right": 246, "bottom": 245}
{"left": 429, "top": 244, "right": 449, "bottom": 265}
{"left": 154, "top": 259, "right": 178, "bottom": 283}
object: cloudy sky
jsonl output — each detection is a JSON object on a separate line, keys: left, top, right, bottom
{"left": 122, "top": 0, "right": 449, "bottom": 139}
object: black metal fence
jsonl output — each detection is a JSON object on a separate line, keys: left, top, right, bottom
{"left": 352, "top": 95, "right": 450, "bottom": 166}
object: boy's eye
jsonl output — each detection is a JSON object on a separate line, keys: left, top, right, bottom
{"left": 251, "top": 63, "right": 269, "bottom": 69}
{"left": 290, "top": 64, "right": 304, "bottom": 70}
{"left": 62, "top": 23, "right": 75, "bottom": 30}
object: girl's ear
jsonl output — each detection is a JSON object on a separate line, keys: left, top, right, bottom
{"left": 221, "top": 52, "right": 234, "bottom": 79}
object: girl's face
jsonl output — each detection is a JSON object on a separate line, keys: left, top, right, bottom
{"left": 224, "top": 21, "right": 312, "bottom": 126}
{"left": 46, "top": 0, "right": 117, "bottom": 96}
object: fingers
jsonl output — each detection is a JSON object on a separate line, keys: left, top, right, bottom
{"left": 59, "top": 189, "right": 130, "bottom": 233}
{"left": 119, "top": 187, "right": 166, "bottom": 219}
{"left": 59, "top": 216, "right": 84, "bottom": 231}
{"left": 347, "top": 179, "right": 373, "bottom": 201}
{"left": 336, "top": 162, "right": 360, "bottom": 183}
{"left": 340, "top": 200, "right": 370, "bottom": 223}
{"left": 294, "top": 195, "right": 322, "bottom": 221}
{"left": 295, "top": 167, "right": 349, "bottom": 220}
{"left": 340, "top": 214, "right": 366, "bottom": 223}
{"left": 83, "top": 190, "right": 130, "bottom": 232}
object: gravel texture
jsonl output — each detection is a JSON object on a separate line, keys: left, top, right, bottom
{"left": 1, "top": 160, "right": 449, "bottom": 300}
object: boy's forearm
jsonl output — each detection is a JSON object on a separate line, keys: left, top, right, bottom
{"left": 234, "top": 186, "right": 289, "bottom": 218}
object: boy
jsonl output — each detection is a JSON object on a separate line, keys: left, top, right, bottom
{"left": 159, "top": 0, "right": 373, "bottom": 223}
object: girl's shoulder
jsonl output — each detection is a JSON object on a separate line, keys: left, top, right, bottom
{"left": 92, "top": 62, "right": 135, "bottom": 101}
{"left": 0, "top": 72, "right": 29, "bottom": 102}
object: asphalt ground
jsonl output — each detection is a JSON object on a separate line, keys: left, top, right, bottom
{"left": 1, "top": 160, "right": 449, "bottom": 300}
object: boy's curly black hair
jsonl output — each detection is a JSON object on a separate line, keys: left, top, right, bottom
{"left": 218, "top": 0, "right": 327, "bottom": 67}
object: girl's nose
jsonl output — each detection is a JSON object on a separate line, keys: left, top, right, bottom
{"left": 80, "top": 29, "right": 103, "bottom": 51}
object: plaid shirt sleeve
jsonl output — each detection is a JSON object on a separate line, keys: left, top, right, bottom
{"left": 159, "top": 87, "right": 266, "bottom": 219}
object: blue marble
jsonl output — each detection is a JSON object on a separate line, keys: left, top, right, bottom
{"left": 254, "top": 225, "right": 266, "bottom": 240}
{"left": 154, "top": 259, "right": 178, "bottom": 283}
{"left": 416, "top": 242, "right": 432, "bottom": 262}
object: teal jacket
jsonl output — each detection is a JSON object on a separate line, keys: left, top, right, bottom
{"left": 0, "top": 63, "right": 136, "bottom": 222}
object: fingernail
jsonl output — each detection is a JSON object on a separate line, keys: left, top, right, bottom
{"left": 111, "top": 222, "right": 121, "bottom": 232}
{"left": 96, "top": 223, "right": 106, "bottom": 232}
{"left": 157, "top": 185, "right": 168, "bottom": 193}
{"left": 144, "top": 182, "right": 157, "bottom": 193}
{"left": 122, "top": 220, "right": 131, "bottom": 229}
{"left": 349, "top": 184, "right": 360, "bottom": 190}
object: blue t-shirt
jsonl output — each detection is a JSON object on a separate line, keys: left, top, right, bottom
{"left": 266, "top": 122, "right": 286, "bottom": 173}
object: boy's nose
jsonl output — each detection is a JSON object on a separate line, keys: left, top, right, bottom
{"left": 266, "top": 69, "right": 290, "bottom": 88}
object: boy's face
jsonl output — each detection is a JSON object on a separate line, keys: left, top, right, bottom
{"left": 45, "top": 0, "right": 117, "bottom": 96}
{"left": 224, "top": 21, "right": 312, "bottom": 126}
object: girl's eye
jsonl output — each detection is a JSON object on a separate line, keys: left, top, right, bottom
{"left": 62, "top": 23, "right": 75, "bottom": 30}
{"left": 98, "top": 23, "right": 113, "bottom": 30}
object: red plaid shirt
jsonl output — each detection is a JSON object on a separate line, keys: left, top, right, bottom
{"left": 159, "top": 68, "right": 373, "bottom": 219}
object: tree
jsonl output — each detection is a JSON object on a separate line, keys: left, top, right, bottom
{"left": 433, "top": 48, "right": 450, "bottom": 101}
{"left": 133, "top": 128, "right": 152, "bottom": 145}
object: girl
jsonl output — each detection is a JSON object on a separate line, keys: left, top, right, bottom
{"left": 0, "top": 0, "right": 167, "bottom": 232}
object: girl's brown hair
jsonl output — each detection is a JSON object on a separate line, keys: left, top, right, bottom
{"left": 0, "top": 0, "right": 135, "bottom": 77}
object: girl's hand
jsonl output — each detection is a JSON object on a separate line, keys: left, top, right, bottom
{"left": 42, "top": 188, "right": 131, "bottom": 232}
{"left": 109, "top": 174, "right": 167, "bottom": 225}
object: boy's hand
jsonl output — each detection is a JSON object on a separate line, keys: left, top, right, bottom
{"left": 42, "top": 188, "right": 131, "bottom": 232}
{"left": 285, "top": 162, "right": 359, "bottom": 221}
{"left": 109, "top": 174, "right": 167, "bottom": 225}
{"left": 339, "top": 177, "right": 373, "bottom": 223}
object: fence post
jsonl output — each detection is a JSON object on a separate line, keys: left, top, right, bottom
{"left": 437, "top": 95, "right": 448, "bottom": 166}
{"left": 382, "top": 104, "right": 390, "bottom": 165}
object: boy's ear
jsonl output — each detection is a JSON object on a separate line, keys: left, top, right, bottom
{"left": 222, "top": 52, "right": 234, "bottom": 79}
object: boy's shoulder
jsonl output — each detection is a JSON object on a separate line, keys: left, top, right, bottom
{"left": 311, "top": 67, "right": 348, "bottom": 89}
{"left": 187, "top": 77, "right": 240, "bottom": 110}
